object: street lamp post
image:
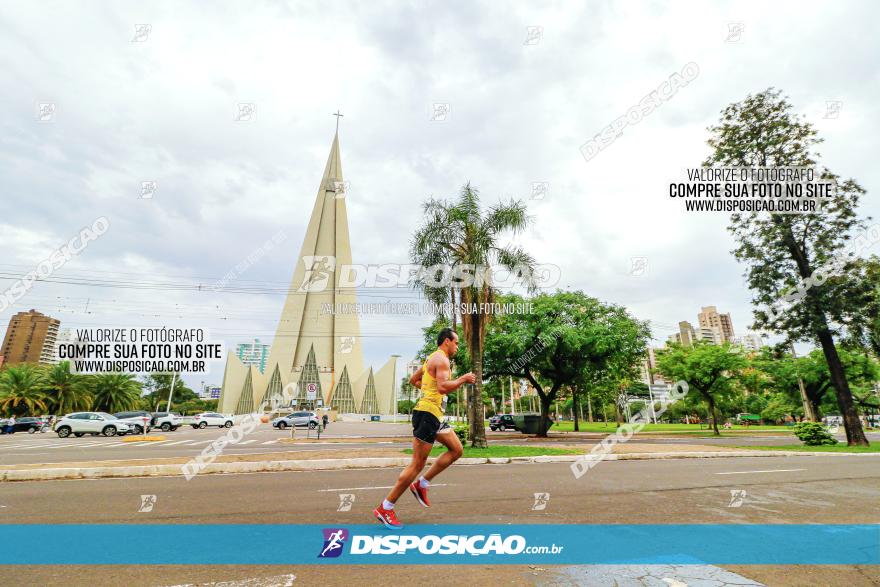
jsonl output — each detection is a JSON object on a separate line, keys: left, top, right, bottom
{"left": 391, "top": 354, "right": 401, "bottom": 424}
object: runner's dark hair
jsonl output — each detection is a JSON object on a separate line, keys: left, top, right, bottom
{"left": 437, "top": 327, "right": 456, "bottom": 347}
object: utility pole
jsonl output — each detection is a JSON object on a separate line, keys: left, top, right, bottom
{"left": 510, "top": 376, "right": 516, "bottom": 415}
{"left": 166, "top": 372, "right": 177, "bottom": 413}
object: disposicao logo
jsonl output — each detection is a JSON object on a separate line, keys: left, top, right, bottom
{"left": 318, "top": 528, "right": 349, "bottom": 558}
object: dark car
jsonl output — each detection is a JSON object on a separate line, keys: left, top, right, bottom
{"left": 489, "top": 414, "right": 517, "bottom": 432}
{"left": 3, "top": 416, "right": 49, "bottom": 434}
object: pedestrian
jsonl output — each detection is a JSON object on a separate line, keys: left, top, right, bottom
{"left": 373, "top": 327, "right": 475, "bottom": 529}
{"left": 6, "top": 415, "right": 16, "bottom": 435}
{"left": 322, "top": 413, "right": 329, "bottom": 429}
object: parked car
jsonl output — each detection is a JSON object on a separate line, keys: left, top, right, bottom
{"left": 489, "top": 414, "right": 517, "bottom": 432}
{"left": 272, "top": 411, "right": 319, "bottom": 429}
{"left": 151, "top": 412, "right": 180, "bottom": 432}
{"left": 54, "top": 412, "right": 133, "bottom": 438}
{"left": 192, "top": 412, "right": 234, "bottom": 429}
{"left": 0, "top": 416, "right": 50, "bottom": 434}
{"left": 113, "top": 411, "right": 154, "bottom": 434}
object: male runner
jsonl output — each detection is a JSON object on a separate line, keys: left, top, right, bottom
{"left": 373, "top": 328, "right": 475, "bottom": 529}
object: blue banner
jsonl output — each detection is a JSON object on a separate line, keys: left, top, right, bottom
{"left": 1, "top": 524, "right": 876, "bottom": 565}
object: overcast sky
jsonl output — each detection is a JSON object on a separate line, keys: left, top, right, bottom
{"left": 1, "top": 1, "right": 877, "bottom": 388}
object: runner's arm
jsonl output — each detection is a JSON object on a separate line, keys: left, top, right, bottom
{"left": 432, "top": 355, "right": 475, "bottom": 394}
{"left": 409, "top": 367, "right": 423, "bottom": 389}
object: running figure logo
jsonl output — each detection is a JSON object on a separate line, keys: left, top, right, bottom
{"left": 337, "top": 494, "right": 355, "bottom": 512}
{"left": 299, "top": 256, "right": 336, "bottom": 292}
{"left": 728, "top": 489, "right": 747, "bottom": 508}
{"left": 138, "top": 494, "right": 157, "bottom": 512}
{"left": 318, "top": 528, "right": 349, "bottom": 558}
{"left": 532, "top": 492, "right": 550, "bottom": 511}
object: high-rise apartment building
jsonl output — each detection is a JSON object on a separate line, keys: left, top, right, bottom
{"left": 697, "top": 306, "right": 734, "bottom": 343}
{"left": 1, "top": 309, "right": 61, "bottom": 365}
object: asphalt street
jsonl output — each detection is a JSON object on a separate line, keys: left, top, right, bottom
{"left": 2, "top": 421, "right": 875, "bottom": 466}
{"left": 2, "top": 453, "right": 878, "bottom": 586}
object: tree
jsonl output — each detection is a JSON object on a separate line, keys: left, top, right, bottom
{"left": 410, "top": 184, "right": 537, "bottom": 447}
{"left": 0, "top": 364, "right": 48, "bottom": 416}
{"left": 141, "top": 372, "right": 197, "bottom": 411}
{"left": 484, "top": 291, "right": 650, "bottom": 437}
{"left": 656, "top": 342, "right": 748, "bottom": 435}
{"left": 43, "top": 361, "right": 92, "bottom": 415}
{"left": 844, "top": 255, "right": 880, "bottom": 357}
{"left": 90, "top": 373, "right": 142, "bottom": 413}
{"left": 704, "top": 88, "right": 871, "bottom": 446}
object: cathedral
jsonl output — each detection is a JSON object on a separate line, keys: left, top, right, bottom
{"left": 217, "top": 129, "right": 398, "bottom": 416}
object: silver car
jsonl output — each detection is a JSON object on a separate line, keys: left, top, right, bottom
{"left": 272, "top": 411, "right": 319, "bottom": 429}
{"left": 54, "top": 412, "right": 133, "bottom": 438}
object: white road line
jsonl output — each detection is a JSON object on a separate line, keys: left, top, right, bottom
{"left": 237, "top": 440, "right": 258, "bottom": 445}
{"left": 189, "top": 440, "right": 216, "bottom": 446}
{"left": 9, "top": 443, "right": 61, "bottom": 450}
{"left": 162, "top": 440, "right": 197, "bottom": 446}
{"left": 716, "top": 468, "right": 806, "bottom": 475}
{"left": 317, "top": 483, "right": 452, "bottom": 492}
{"left": 261, "top": 440, "right": 278, "bottom": 445}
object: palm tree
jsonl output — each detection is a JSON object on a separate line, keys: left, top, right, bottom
{"left": 411, "top": 183, "right": 538, "bottom": 447}
{"left": 0, "top": 363, "right": 49, "bottom": 416}
{"left": 90, "top": 373, "right": 142, "bottom": 413}
{"left": 43, "top": 361, "right": 93, "bottom": 415}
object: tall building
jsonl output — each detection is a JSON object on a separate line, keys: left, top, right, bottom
{"left": 235, "top": 339, "right": 271, "bottom": 374}
{"left": 1, "top": 309, "right": 61, "bottom": 365}
{"left": 736, "top": 333, "right": 764, "bottom": 351}
{"left": 218, "top": 129, "right": 397, "bottom": 415}
{"left": 697, "top": 306, "right": 734, "bottom": 343}
{"left": 53, "top": 328, "right": 79, "bottom": 364}
{"left": 697, "top": 326, "right": 723, "bottom": 344}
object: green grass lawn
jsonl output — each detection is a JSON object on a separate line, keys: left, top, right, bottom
{"left": 739, "top": 444, "right": 880, "bottom": 453}
{"left": 402, "top": 445, "right": 583, "bottom": 458}
{"left": 527, "top": 421, "right": 793, "bottom": 434}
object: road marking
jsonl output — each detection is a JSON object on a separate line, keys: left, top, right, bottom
{"left": 318, "top": 483, "right": 452, "bottom": 492}
{"left": 716, "top": 468, "right": 806, "bottom": 475}
{"left": 237, "top": 440, "right": 258, "bottom": 445}
{"left": 163, "top": 440, "right": 197, "bottom": 446}
{"left": 261, "top": 440, "right": 278, "bottom": 445}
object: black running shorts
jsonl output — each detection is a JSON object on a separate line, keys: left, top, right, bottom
{"left": 412, "top": 409, "right": 451, "bottom": 444}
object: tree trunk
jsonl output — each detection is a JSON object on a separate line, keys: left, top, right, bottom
{"left": 468, "top": 316, "right": 488, "bottom": 448}
{"left": 708, "top": 395, "right": 720, "bottom": 436}
{"left": 816, "top": 328, "right": 869, "bottom": 446}
{"left": 587, "top": 392, "right": 593, "bottom": 423}
{"left": 537, "top": 392, "right": 553, "bottom": 437}
{"left": 572, "top": 387, "right": 580, "bottom": 432}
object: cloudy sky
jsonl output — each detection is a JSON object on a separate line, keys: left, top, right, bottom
{"left": 1, "top": 0, "right": 877, "bottom": 388}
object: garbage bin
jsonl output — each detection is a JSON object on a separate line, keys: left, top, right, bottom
{"left": 512, "top": 413, "right": 552, "bottom": 434}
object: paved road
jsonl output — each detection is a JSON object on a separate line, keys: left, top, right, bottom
{"left": 2, "top": 420, "right": 875, "bottom": 467}
{"left": 2, "top": 454, "right": 877, "bottom": 586}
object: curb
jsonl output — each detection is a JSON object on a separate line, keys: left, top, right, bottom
{"left": 2, "top": 450, "right": 876, "bottom": 483}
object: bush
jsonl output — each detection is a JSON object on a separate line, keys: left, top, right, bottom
{"left": 453, "top": 423, "right": 468, "bottom": 444}
{"left": 793, "top": 422, "right": 838, "bottom": 446}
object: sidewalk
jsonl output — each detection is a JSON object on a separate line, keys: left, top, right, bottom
{"left": 4, "top": 442, "right": 874, "bottom": 482}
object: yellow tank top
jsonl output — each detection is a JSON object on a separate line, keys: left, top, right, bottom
{"left": 414, "top": 350, "right": 447, "bottom": 419}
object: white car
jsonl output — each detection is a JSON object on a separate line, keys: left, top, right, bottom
{"left": 54, "top": 412, "right": 133, "bottom": 438}
{"left": 191, "top": 412, "right": 234, "bottom": 429}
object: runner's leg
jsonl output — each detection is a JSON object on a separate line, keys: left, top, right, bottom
{"left": 385, "top": 436, "right": 433, "bottom": 503}
{"left": 422, "top": 427, "right": 462, "bottom": 482}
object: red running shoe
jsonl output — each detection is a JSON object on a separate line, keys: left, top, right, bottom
{"left": 373, "top": 505, "right": 403, "bottom": 529}
{"left": 409, "top": 481, "right": 431, "bottom": 507}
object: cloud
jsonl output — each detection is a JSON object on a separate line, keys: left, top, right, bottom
{"left": 0, "top": 1, "right": 877, "bottom": 384}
